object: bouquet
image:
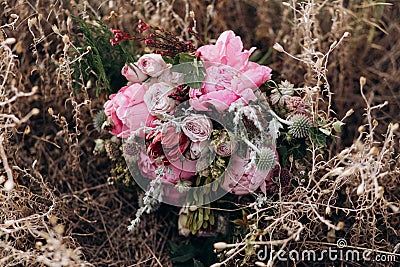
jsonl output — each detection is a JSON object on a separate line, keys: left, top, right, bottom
{"left": 95, "top": 21, "right": 321, "bottom": 234}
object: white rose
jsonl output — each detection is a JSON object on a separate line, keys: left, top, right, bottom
{"left": 137, "top": 54, "right": 168, "bottom": 77}
{"left": 144, "top": 82, "right": 176, "bottom": 115}
{"left": 121, "top": 63, "right": 148, "bottom": 83}
{"left": 157, "top": 68, "right": 184, "bottom": 86}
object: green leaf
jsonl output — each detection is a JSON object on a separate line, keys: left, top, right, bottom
{"left": 209, "top": 212, "right": 215, "bottom": 225}
{"left": 170, "top": 244, "right": 196, "bottom": 262}
{"left": 171, "top": 58, "right": 206, "bottom": 89}
{"left": 333, "top": 121, "right": 345, "bottom": 133}
{"left": 319, "top": 127, "right": 331, "bottom": 136}
{"left": 178, "top": 52, "right": 196, "bottom": 63}
{"left": 167, "top": 240, "right": 179, "bottom": 254}
{"left": 162, "top": 55, "right": 174, "bottom": 64}
{"left": 187, "top": 81, "right": 203, "bottom": 89}
{"left": 193, "top": 259, "right": 205, "bottom": 267}
{"left": 309, "top": 127, "right": 327, "bottom": 147}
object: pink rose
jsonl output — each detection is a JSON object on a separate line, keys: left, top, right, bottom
{"left": 137, "top": 54, "right": 168, "bottom": 77}
{"left": 190, "top": 31, "right": 272, "bottom": 111}
{"left": 121, "top": 63, "right": 148, "bottom": 83}
{"left": 104, "top": 83, "right": 155, "bottom": 138}
{"left": 162, "top": 184, "right": 187, "bottom": 206}
{"left": 144, "top": 82, "right": 176, "bottom": 116}
{"left": 182, "top": 114, "right": 213, "bottom": 142}
{"left": 221, "top": 147, "right": 277, "bottom": 195}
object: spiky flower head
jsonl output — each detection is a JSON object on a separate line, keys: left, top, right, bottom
{"left": 122, "top": 141, "right": 140, "bottom": 161}
{"left": 288, "top": 114, "right": 313, "bottom": 138}
{"left": 93, "top": 110, "right": 108, "bottom": 132}
{"left": 256, "top": 147, "right": 277, "bottom": 172}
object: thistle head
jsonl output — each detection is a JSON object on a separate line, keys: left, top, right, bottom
{"left": 288, "top": 114, "right": 313, "bottom": 138}
{"left": 93, "top": 110, "right": 108, "bottom": 132}
{"left": 256, "top": 147, "right": 277, "bottom": 172}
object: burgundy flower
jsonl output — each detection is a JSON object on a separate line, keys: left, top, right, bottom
{"left": 146, "top": 132, "right": 166, "bottom": 162}
{"left": 161, "top": 125, "right": 190, "bottom": 162}
{"left": 263, "top": 166, "right": 292, "bottom": 195}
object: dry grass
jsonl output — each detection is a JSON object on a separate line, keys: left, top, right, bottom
{"left": 0, "top": 0, "right": 399, "bottom": 266}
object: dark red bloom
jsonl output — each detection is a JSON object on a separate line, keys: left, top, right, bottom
{"left": 110, "top": 28, "right": 135, "bottom": 45}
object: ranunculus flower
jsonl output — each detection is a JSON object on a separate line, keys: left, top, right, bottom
{"left": 221, "top": 147, "right": 277, "bottom": 195}
{"left": 182, "top": 114, "right": 213, "bottom": 142}
{"left": 121, "top": 63, "right": 148, "bottom": 83}
{"left": 144, "top": 82, "right": 176, "bottom": 116}
{"left": 215, "top": 133, "right": 237, "bottom": 157}
{"left": 190, "top": 30, "right": 272, "bottom": 111}
{"left": 104, "top": 84, "right": 155, "bottom": 138}
{"left": 137, "top": 54, "right": 168, "bottom": 77}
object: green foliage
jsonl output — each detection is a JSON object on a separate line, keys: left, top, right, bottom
{"left": 277, "top": 136, "right": 308, "bottom": 167}
{"left": 72, "top": 17, "right": 138, "bottom": 95}
{"left": 168, "top": 238, "right": 219, "bottom": 266}
{"left": 187, "top": 206, "right": 215, "bottom": 234}
{"left": 309, "top": 127, "right": 327, "bottom": 147}
{"left": 171, "top": 53, "right": 206, "bottom": 89}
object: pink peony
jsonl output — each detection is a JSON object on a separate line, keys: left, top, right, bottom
{"left": 190, "top": 30, "right": 272, "bottom": 111}
{"left": 163, "top": 164, "right": 195, "bottom": 184}
{"left": 189, "top": 65, "right": 257, "bottom": 112}
{"left": 197, "top": 31, "right": 255, "bottom": 70}
{"left": 221, "top": 147, "right": 277, "bottom": 195}
{"left": 137, "top": 54, "right": 168, "bottom": 77}
{"left": 138, "top": 151, "right": 157, "bottom": 179}
{"left": 182, "top": 114, "right": 213, "bottom": 142}
{"left": 104, "top": 83, "right": 155, "bottom": 138}
{"left": 121, "top": 63, "right": 148, "bottom": 83}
